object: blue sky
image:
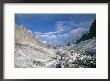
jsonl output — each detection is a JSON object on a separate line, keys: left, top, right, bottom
{"left": 15, "top": 14, "right": 96, "bottom": 33}
{"left": 15, "top": 14, "right": 96, "bottom": 44}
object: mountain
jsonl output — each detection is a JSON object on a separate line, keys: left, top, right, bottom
{"left": 34, "top": 27, "right": 88, "bottom": 48}
{"left": 15, "top": 25, "right": 56, "bottom": 68}
{"left": 15, "top": 25, "right": 47, "bottom": 48}
{"left": 75, "top": 19, "right": 96, "bottom": 44}
{"left": 64, "top": 27, "right": 88, "bottom": 45}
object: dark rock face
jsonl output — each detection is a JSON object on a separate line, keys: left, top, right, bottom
{"left": 75, "top": 19, "right": 96, "bottom": 44}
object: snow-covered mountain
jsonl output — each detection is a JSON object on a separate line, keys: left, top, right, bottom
{"left": 34, "top": 27, "right": 89, "bottom": 48}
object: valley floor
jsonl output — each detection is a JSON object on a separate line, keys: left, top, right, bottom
{"left": 15, "top": 38, "right": 96, "bottom": 68}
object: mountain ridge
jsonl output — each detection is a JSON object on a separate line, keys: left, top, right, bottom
{"left": 15, "top": 25, "right": 56, "bottom": 68}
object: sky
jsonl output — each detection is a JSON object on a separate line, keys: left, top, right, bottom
{"left": 15, "top": 14, "right": 96, "bottom": 44}
{"left": 15, "top": 14, "right": 96, "bottom": 33}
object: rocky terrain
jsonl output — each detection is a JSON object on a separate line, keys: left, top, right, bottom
{"left": 54, "top": 37, "right": 96, "bottom": 68}
{"left": 15, "top": 19, "right": 96, "bottom": 68}
{"left": 15, "top": 25, "right": 56, "bottom": 68}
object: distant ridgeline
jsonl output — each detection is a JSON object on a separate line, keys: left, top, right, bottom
{"left": 75, "top": 19, "right": 96, "bottom": 44}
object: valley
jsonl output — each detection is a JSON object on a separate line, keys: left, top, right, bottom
{"left": 15, "top": 19, "right": 96, "bottom": 68}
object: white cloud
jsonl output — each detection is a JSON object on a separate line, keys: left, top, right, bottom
{"left": 55, "top": 19, "right": 92, "bottom": 33}
{"left": 55, "top": 21, "right": 67, "bottom": 32}
{"left": 44, "top": 31, "right": 59, "bottom": 35}
{"left": 55, "top": 20, "right": 83, "bottom": 33}
{"left": 55, "top": 20, "right": 75, "bottom": 32}
{"left": 34, "top": 32, "right": 43, "bottom": 35}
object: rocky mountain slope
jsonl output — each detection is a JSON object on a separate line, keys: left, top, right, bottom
{"left": 14, "top": 25, "right": 56, "bottom": 68}
{"left": 75, "top": 19, "right": 96, "bottom": 44}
